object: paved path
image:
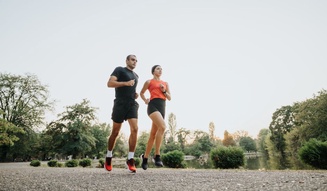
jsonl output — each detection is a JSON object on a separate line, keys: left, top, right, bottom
{"left": 0, "top": 162, "right": 326, "bottom": 191}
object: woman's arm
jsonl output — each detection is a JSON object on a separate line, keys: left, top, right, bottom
{"left": 163, "top": 82, "right": 171, "bottom": 101}
{"left": 140, "top": 80, "right": 150, "bottom": 104}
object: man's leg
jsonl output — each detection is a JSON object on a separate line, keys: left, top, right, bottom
{"left": 104, "top": 122, "right": 122, "bottom": 171}
{"left": 126, "top": 118, "right": 138, "bottom": 172}
{"left": 107, "top": 122, "right": 122, "bottom": 151}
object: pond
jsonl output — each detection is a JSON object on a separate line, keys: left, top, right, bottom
{"left": 184, "top": 155, "right": 269, "bottom": 170}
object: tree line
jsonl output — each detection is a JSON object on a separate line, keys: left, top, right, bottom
{"left": 1, "top": 73, "right": 326, "bottom": 169}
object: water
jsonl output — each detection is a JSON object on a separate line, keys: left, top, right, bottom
{"left": 184, "top": 156, "right": 268, "bottom": 170}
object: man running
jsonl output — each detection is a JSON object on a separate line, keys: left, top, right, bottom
{"left": 105, "top": 54, "right": 139, "bottom": 173}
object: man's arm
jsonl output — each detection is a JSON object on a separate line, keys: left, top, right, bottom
{"left": 107, "top": 76, "right": 135, "bottom": 88}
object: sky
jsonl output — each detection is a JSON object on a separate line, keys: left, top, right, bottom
{"left": 1, "top": 0, "right": 326, "bottom": 139}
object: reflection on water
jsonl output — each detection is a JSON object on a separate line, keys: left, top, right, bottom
{"left": 184, "top": 155, "right": 268, "bottom": 170}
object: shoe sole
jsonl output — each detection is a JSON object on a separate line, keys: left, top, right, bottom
{"left": 140, "top": 154, "right": 148, "bottom": 170}
{"left": 104, "top": 164, "right": 112, "bottom": 171}
{"left": 125, "top": 162, "right": 136, "bottom": 173}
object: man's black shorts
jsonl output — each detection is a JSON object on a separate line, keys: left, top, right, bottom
{"left": 147, "top": 98, "right": 166, "bottom": 118}
{"left": 111, "top": 99, "right": 139, "bottom": 123}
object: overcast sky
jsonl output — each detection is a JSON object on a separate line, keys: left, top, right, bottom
{"left": 1, "top": 0, "right": 326, "bottom": 139}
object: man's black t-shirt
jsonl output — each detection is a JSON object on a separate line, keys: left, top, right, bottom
{"left": 111, "top": 66, "right": 138, "bottom": 100}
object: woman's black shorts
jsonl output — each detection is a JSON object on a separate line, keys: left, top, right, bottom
{"left": 147, "top": 98, "right": 166, "bottom": 118}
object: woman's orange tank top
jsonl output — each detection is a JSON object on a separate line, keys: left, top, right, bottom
{"left": 148, "top": 79, "right": 167, "bottom": 100}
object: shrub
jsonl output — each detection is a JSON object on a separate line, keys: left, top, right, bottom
{"left": 134, "top": 157, "right": 140, "bottom": 167}
{"left": 298, "top": 139, "right": 327, "bottom": 169}
{"left": 162, "top": 150, "right": 186, "bottom": 168}
{"left": 30, "top": 160, "right": 41, "bottom": 167}
{"left": 47, "top": 160, "right": 58, "bottom": 167}
{"left": 210, "top": 146, "right": 244, "bottom": 169}
{"left": 65, "top": 159, "right": 79, "bottom": 167}
{"left": 79, "top": 158, "right": 92, "bottom": 167}
{"left": 98, "top": 158, "right": 104, "bottom": 168}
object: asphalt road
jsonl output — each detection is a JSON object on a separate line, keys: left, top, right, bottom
{"left": 0, "top": 162, "right": 326, "bottom": 191}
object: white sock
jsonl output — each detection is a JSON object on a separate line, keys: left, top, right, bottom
{"left": 128, "top": 152, "right": 134, "bottom": 159}
{"left": 106, "top": 150, "right": 112, "bottom": 158}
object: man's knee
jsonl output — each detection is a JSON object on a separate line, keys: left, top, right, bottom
{"left": 130, "top": 126, "right": 138, "bottom": 135}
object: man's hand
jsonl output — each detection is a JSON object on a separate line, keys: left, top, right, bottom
{"left": 126, "top": 79, "right": 135, "bottom": 86}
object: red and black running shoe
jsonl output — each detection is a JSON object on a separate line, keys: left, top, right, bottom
{"left": 104, "top": 157, "right": 112, "bottom": 171}
{"left": 126, "top": 158, "right": 136, "bottom": 173}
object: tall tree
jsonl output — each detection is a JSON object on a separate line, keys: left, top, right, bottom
{"left": 0, "top": 73, "right": 54, "bottom": 129}
{"left": 0, "top": 73, "right": 54, "bottom": 161}
{"left": 285, "top": 90, "right": 327, "bottom": 169}
{"left": 257, "top": 128, "right": 269, "bottom": 157}
{"left": 45, "top": 99, "right": 96, "bottom": 159}
{"left": 167, "top": 113, "right": 177, "bottom": 142}
{"left": 294, "top": 90, "right": 327, "bottom": 141}
{"left": 209, "top": 122, "right": 215, "bottom": 143}
{"left": 222, "top": 130, "right": 236, "bottom": 147}
{"left": 176, "top": 128, "right": 190, "bottom": 151}
{"left": 268, "top": 105, "right": 296, "bottom": 169}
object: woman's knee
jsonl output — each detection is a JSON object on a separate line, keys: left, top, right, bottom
{"left": 158, "top": 125, "right": 166, "bottom": 134}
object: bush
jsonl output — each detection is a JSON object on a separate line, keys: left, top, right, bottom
{"left": 79, "top": 158, "right": 92, "bottom": 167}
{"left": 98, "top": 158, "right": 104, "bottom": 168}
{"left": 65, "top": 159, "right": 79, "bottom": 167}
{"left": 30, "top": 160, "right": 41, "bottom": 167}
{"left": 210, "top": 146, "right": 244, "bottom": 169}
{"left": 134, "top": 157, "right": 140, "bottom": 167}
{"left": 299, "top": 139, "right": 327, "bottom": 169}
{"left": 162, "top": 150, "right": 186, "bottom": 168}
{"left": 47, "top": 160, "right": 58, "bottom": 167}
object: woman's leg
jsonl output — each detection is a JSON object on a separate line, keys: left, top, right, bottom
{"left": 148, "top": 111, "right": 166, "bottom": 155}
{"left": 144, "top": 122, "right": 158, "bottom": 158}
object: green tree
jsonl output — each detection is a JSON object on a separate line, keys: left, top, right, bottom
{"left": 0, "top": 73, "right": 54, "bottom": 161}
{"left": 38, "top": 131, "right": 54, "bottom": 160}
{"left": 268, "top": 105, "right": 296, "bottom": 169}
{"left": 185, "top": 131, "right": 213, "bottom": 157}
{"left": 239, "top": 136, "right": 257, "bottom": 152}
{"left": 45, "top": 99, "right": 96, "bottom": 159}
{"left": 285, "top": 90, "right": 327, "bottom": 169}
{"left": 87, "top": 123, "right": 111, "bottom": 159}
{"left": 0, "top": 73, "right": 54, "bottom": 129}
{"left": 257, "top": 128, "right": 269, "bottom": 157}
{"left": 135, "top": 131, "right": 150, "bottom": 157}
{"left": 0, "top": 118, "right": 24, "bottom": 147}
{"left": 113, "top": 133, "right": 127, "bottom": 158}
{"left": 294, "top": 90, "right": 327, "bottom": 141}
{"left": 176, "top": 128, "right": 190, "bottom": 152}
{"left": 0, "top": 118, "right": 25, "bottom": 161}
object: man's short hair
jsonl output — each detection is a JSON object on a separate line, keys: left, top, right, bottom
{"left": 126, "top": 54, "right": 136, "bottom": 61}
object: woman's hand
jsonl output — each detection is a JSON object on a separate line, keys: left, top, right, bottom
{"left": 160, "top": 84, "right": 166, "bottom": 93}
{"left": 144, "top": 98, "right": 150, "bottom": 105}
